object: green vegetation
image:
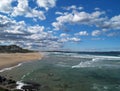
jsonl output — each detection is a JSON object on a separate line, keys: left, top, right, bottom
{"left": 0, "top": 45, "right": 34, "bottom": 53}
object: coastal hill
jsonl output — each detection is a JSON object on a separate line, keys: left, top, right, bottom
{"left": 0, "top": 45, "right": 33, "bottom": 53}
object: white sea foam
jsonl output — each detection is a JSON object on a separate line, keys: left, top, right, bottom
{"left": 16, "top": 81, "right": 26, "bottom": 90}
{"left": 21, "top": 72, "right": 31, "bottom": 80}
{"left": 72, "top": 58, "right": 104, "bottom": 68}
{"left": 72, "top": 54, "right": 120, "bottom": 60}
{"left": 0, "top": 63, "right": 22, "bottom": 73}
{"left": 72, "top": 54, "right": 120, "bottom": 68}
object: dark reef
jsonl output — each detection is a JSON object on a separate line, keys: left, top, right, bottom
{"left": 0, "top": 76, "right": 41, "bottom": 91}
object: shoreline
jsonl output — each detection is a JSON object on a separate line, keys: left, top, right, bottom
{"left": 0, "top": 52, "right": 43, "bottom": 71}
{"left": 0, "top": 52, "right": 43, "bottom": 91}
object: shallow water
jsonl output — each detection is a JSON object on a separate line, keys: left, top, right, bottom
{"left": 1, "top": 52, "right": 120, "bottom": 91}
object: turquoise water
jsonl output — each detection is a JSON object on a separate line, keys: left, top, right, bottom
{"left": 1, "top": 52, "right": 120, "bottom": 91}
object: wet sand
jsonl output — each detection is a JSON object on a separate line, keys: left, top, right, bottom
{"left": 0, "top": 53, "right": 43, "bottom": 70}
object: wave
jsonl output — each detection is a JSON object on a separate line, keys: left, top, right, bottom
{"left": 72, "top": 58, "right": 100, "bottom": 68}
{"left": 71, "top": 54, "right": 120, "bottom": 60}
{"left": 16, "top": 81, "right": 26, "bottom": 90}
{"left": 72, "top": 55, "right": 120, "bottom": 68}
{"left": 0, "top": 63, "right": 22, "bottom": 73}
{"left": 16, "top": 70, "right": 34, "bottom": 90}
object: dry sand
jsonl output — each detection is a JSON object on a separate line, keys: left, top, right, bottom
{"left": 0, "top": 53, "right": 43, "bottom": 69}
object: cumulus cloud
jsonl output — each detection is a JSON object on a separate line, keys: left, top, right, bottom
{"left": 27, "top": 25, "right": 44, "bottom": 33}
{"left": 0, "top": 15, "right": 25, "bottom": 34}
{"left": 52, "top": 11, "right": 106, "bottom": 30}
{"left": 60, "top": 33, "right": 69, "bottom": 37}
{"left": 52, "top": 8, "right": 120, "bottom": 38}
{"left": 55, "top": 12, "right": 64, "bottom": 15}
{"left": 11, "top": 0, "right": 29, "bottom": 16}
{"left": 0, "top": 15, "right": 63, "bottom": 50}
{"left": 69, "top": 37, "right": 81, "bottom": 42}
{"left": 75, "top": 31, "right": 89, "bottom": 36}
{"left": 36, "top": 0, "right": 56, "bottom": 10}
{"left": 11, "top": 0, "right": 46, "bottom": 20}
{"left": 0, "top": 0, "right": 57, "bottom": 20}
{"left": 94, "top": 8, "right": 100, "bottom": 11}
{"left": 59, "top": 36, "right": 81, "bottom": 43}
{"left": 92, "top": 30, "right": 101, "bottom": 36}
{"left": 62, "top": 5, "right": 83, "bottom": 11}
{"left": 0, "top": 0, "right": 13, "bottom": 13}
{"left": 109, "top": 15, "right": 120, "bottom": 29}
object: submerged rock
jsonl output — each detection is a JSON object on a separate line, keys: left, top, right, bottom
{"left": 21, "top": 81, "right": 41, "bottom": 91}
{"left": 0, "top": 75, "right": 42, "bottom": 91}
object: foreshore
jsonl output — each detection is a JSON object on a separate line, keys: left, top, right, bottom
{"left": 0, "top": 52, "right": 43, "bottom": 70}
{"left": 0, "top": 52, "right": 43, "bottom": 91}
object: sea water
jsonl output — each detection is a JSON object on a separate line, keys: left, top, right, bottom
{"left": 0, "top": 52, "right": 120, "bottom": 91}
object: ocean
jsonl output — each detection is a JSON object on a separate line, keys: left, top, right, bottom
{"left": 0, "top": 52, "right": 120, "bottom": 91}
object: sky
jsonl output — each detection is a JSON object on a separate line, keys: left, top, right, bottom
{"left": 0, "top": 0, "right": 120, "bottom": 51}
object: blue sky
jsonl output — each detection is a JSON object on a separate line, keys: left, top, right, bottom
{"left": 0, "top": 0, "right": 120, "bottom": 51}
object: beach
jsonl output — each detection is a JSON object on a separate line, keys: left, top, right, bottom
{"left": 0, "top": 53, "right": 43, "bottom": 70}
{"left": 0, "top": 52, "right": 120, "bottom": 91}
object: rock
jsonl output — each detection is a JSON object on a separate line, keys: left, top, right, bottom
{"left": 22, "top": 81, "right": 41, "bottom": 91}
{"left": 7, "top": 79, "right": 16, "bottom": 84}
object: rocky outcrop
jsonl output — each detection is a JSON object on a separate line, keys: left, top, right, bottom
{"left": 0, "top": 76, "right": 41, "bottom": 91}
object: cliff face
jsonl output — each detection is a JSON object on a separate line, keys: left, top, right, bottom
{"left": 0, "top": 45, "right": 33, "bottom": 53}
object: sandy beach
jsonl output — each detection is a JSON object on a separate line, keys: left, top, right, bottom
{"left": 0, "top": 53, "right": 43, "bottom": 70}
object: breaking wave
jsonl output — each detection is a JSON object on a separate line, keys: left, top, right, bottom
{"left": 0, "top": 63, "right": 22, "bottom": 73}
{"left": 72, "top": 55, "right": 120, "bottom": 68}
{"left": 72, "top": 58, "right": 101, "bottom": 68}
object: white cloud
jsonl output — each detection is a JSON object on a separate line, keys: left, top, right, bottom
{"left": 55, "top": 12, "right": 63, "bottom": 15}
{"left": 11, "top": 0, "right": 46, "bottom": 20}
{"left": 52, "top": 9, "right": 120, "bottom": 37}
{"left": 63, "top": 5, "right": 77, "bottom": 10}
{"left": 0, "top": 0, "right": 56, "bottom": 21}
{"left": 27, "top": 25, "right": 44, "bottom": 33}
{"left": 60, "top": 33, "right": 69, "bottom": 37}
{"left": 59, "top": 37, "right": 81, "bottom": 43}
{"left": 0, "top": 15, "right": 27, "bottom": 34}
{"left": 69, "top": 37, "right": 81, "bottom": 42}
{"left": 92, "top": 30, "right": 101, "bottom": 36}
{"left": 109, "top": 15, "right": 120, "bottom": 29}
{"left": 26, "top": 9, "right": 46, "bottom": 20}
{"left": 12, "top": 0, "right": 29, "bottom": 16}
{"left": 75, "top": 31, "right": 88, "bottom": 36}
{"left": 62, "top": 5, "right": 83, "bottom": 11}
{"left": 0, "top": 14, "right": 63, "bottom": 50}
{"left": 52, "top": 11, "right": 106, "bottom": 30}
{"left": 36, "top": 0, "right": 56, "bottom": 10}
{"left": 94, "top": 8, "right": 100, "bottom": 11}
{"left": 0, "top": 0, "right": 13, "bottom": 13}
{"left": 78, "top": 7, "right": 84, "bottom": 10}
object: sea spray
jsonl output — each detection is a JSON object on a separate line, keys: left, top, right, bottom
{"left": 16, "top": 81, "right": 26, "bottom": 90}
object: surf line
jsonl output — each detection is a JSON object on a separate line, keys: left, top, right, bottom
{"left": 0, "top": 63, "right": 23, "bottom": 73}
